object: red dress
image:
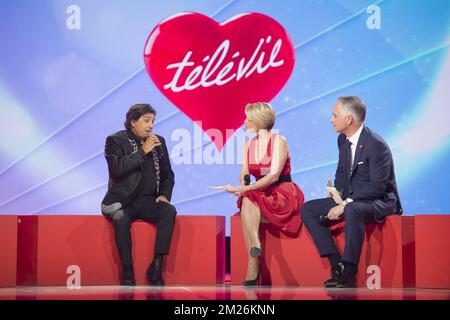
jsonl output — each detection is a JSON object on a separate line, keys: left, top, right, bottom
{"left": 237, "top": 134, "right": 305, "bottom": 234}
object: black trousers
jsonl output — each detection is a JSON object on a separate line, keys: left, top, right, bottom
{"left": 301, "top": 198, "right": 377, "bottom": 266}
{"left": 109, "top": 195, "right": 177, "bottom": 270}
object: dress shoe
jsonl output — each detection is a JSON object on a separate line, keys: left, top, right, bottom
{"left": 242, "top": 268, "right": 261, "bottom": 287}
{"left": 336, "top": 276, "right": 357, "bottom": 288}
{"left": 147, "top": 255, "right": 165, "bottom": 286}
{"left": 323, "top": 262, "right": 344, "bottom": 288}
{"left": 121, "top": 268, "right": 136, "bottom": 286}
{"left": 250, "top": 245, "right": 262, "bottom": 258}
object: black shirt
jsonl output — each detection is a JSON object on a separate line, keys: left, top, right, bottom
{"left": 127, "top": 130, "right": 158, "bottom": 197}
{"left": 139, "top": 153, "right": 158, "bottom": 196}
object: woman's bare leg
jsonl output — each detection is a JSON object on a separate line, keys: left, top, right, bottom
{"left": 240, "top": 197, "right": 262, "bottom": 280}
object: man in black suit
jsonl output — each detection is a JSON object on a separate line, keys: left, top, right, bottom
{"left": 301, "top": 96, "right": 402, "bottom": 288}
{"left": 101, "top": 103, "right": 176, "bottom": 286}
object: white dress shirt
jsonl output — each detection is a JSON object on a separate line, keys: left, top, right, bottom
{"left": 344, "top": 124, "right": 364, "bottom": 205}
{"left": 347, "top": 124, "right": 364, "bottom": 168}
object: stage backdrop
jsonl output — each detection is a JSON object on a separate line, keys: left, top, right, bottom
{"left": 1, "top": 0, "right": 449, "bottom": 235}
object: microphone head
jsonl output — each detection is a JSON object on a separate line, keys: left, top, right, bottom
{"left": 146, "top": 132, "right": 163, "bottom": 155}
{"left": 244, "top": 174, "right": 251, "bottom": 185}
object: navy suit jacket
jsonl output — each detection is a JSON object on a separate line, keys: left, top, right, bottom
{"left": 334, "top": 126, "right": 402, "bottom": 222}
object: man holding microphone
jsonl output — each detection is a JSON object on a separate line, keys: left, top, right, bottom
{"left": 101, "top": 103, "right": 176, "bottom": 286}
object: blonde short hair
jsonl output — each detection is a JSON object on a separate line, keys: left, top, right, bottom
{"left": 245, "top": 102, "right": 275, "bottom": 130}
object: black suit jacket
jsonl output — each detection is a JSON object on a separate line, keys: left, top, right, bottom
{"left": 102, "top": 130, "right": 175, "bottom": 206}
{"left": 334, "top": 126, "right": 402, "bottom": 221}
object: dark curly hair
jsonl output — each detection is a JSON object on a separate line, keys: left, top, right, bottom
{"left": 124, "top": 103, "right": 156, "bottom": 130}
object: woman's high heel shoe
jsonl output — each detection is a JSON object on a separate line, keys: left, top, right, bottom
{"left": 242, "top": 268, "right": 261, "bottom": 287}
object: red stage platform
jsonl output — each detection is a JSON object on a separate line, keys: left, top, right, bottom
{"left": 415, "top": 215, "right": 450, "bottom": 289}
{"left": 0, "top": 216, "right": 17, "bottom": 288}
{"left": 2, "top": 214, "right": 450, "bottom": 291}
{"left": 231, "top": 215, "right": 415, "bottom": 288}
{"left": 13, "top": 215, "right": 225, "bottom": 286}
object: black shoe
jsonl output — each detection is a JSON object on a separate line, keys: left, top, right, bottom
{"left": 242, "top": 268, "right": 261, "bottom": 287}
{"left": 250, "top": 245, "right": 262, "bottom": 258}
{"left": 147, "top": 255, "right": 165, "bottom": 286}
{"left": 323, "top": 262, "right": 344, "bottom": 288}
{"left": 336, "top": 276, "right": 357, "bottom": 288}
{"left": 121, "top": 268, "right": 136, "bottom": 286}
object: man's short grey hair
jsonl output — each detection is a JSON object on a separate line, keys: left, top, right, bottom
{"left": 338, "top": 96, "right": 366, "bottom": 123}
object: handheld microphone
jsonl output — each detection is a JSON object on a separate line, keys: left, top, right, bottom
{"left": 147, "top": 132, "right": 163, "bottom": 156}
{"left": 244, "top": 174, "right": 251, "bottom": 186}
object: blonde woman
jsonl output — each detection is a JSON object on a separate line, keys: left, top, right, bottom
{"left": 226, "top": 102, "right": 305, "bottom": 286}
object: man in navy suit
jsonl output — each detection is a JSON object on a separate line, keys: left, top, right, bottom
{"left": 301, "top": 96, "right": 402, "bottom": 288}
{"left": 101, "top": 104, "right": 176, "bottom": 286}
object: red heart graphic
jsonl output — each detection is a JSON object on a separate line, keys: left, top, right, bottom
{"left": 144, "top": 12, "right": 295, "bottom": 150}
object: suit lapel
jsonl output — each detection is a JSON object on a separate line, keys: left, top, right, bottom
{"left": 350, "top": 126, "right": 369, "bottom": 177}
